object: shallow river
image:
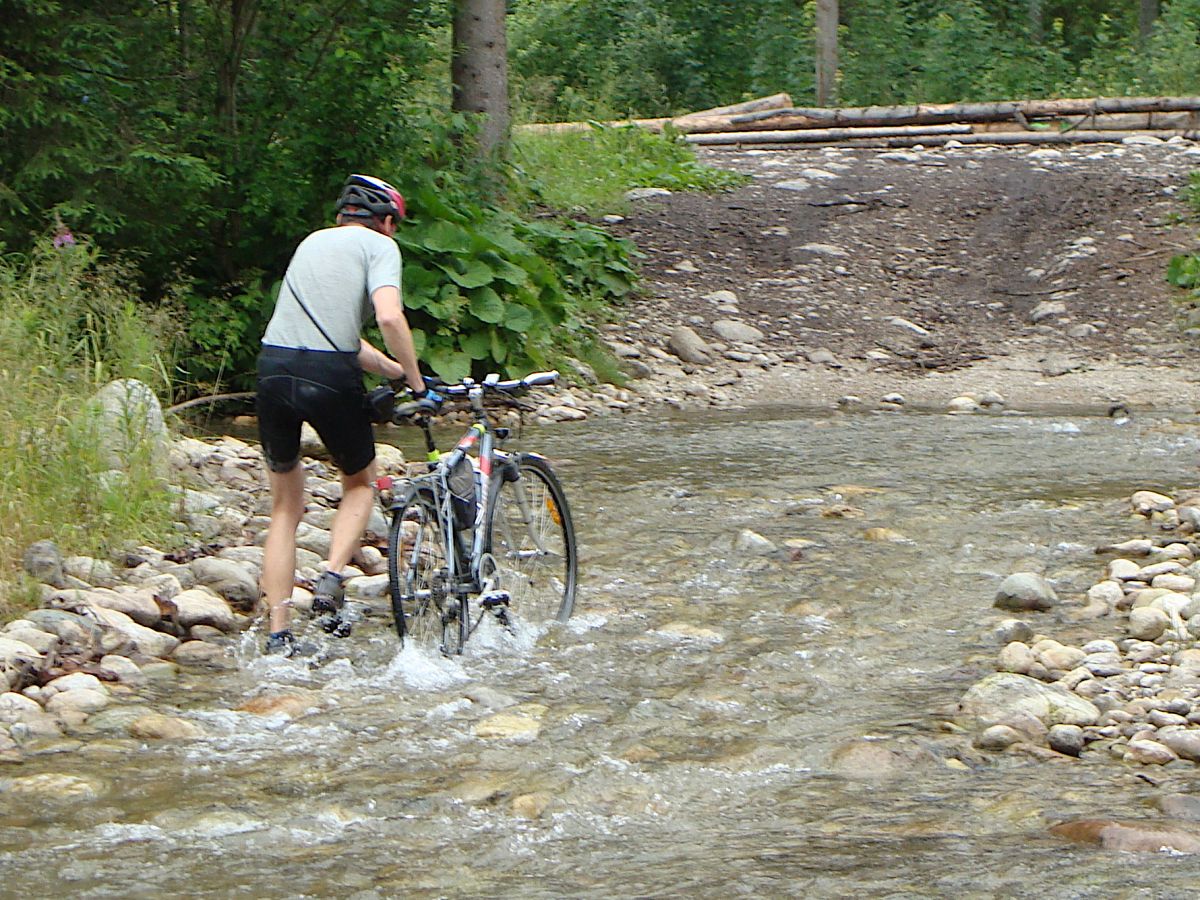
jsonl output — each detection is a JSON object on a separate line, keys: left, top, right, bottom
{"left": 4, "top": 406, "right": 1200, "bottom": 897}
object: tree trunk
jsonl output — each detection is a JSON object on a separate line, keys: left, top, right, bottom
{"left": 1028, "top": 0, "right": 1043, "bottom": 42}
{"left": 451, "top": 0, "right": 509, "bottom": 157}
{"left": 1140, "top": 0, "right": 1160, "bottom": 45}
{"left": 815, "top": 0, "right": 838, "bottom": 107}
{"left": 214, "top": 0, "right": 259, "bottom": 283}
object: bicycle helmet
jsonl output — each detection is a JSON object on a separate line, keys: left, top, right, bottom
{"left": 335, "top": 173, "right": 406, "bottom": 220}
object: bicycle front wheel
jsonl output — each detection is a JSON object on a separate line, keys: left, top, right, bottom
{"left": 387, "top": 489, "right": 467, "bottom": 654}
{"left": 484, "top": 453, "right": 577, "bottom": 624}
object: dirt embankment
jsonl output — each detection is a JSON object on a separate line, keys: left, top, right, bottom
{"left": 596, "top": 140, "right": 1200, "bottom": 413}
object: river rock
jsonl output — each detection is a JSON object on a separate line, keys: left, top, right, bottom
{"left": 1131, "top": 490, "right": 1174, "bottom": 515}
{"left": 172, "top": 641, "right": 236, "bottom": 670}
{"left": 91, "top": 607, "right": 180, "bottom": 658}
{"left": 958, "top": 673, "right": 1100, "bottom": 728}
{"left": 998, "top": 641, "right": 1035, "bottom": 674}
{"left": 1047, "top": 724, "right": 1085, "bottom": 756}
{"left": 735, "top": 529, "right": 777, "bottom": 556}
{"left": 189, "top": 558, "right": 258, "bottom": 609}
{"left": 98, "top": 655, "right": 144, "bottom": 685}
{"left": 22, "top": 609, "right": 103, "bottom": 656}
{"left": 44, "top": 672, "right": 106, "bottom": 695}
{"left": 975, "top": 724, "right": 1024, "bottom": 750}
{"left": 168, "top": 588, "right": 237, "bottom": 632}
{"left": 23, "top": 540, "right": 64, "bottom": 586}
{"left": 0, "top": 622, "right": 59, "bottom": 655}
{"left": 1, "top": 772, "right": 102, "bottom": 802}
{"left": 994, "top": 573, "right": 1058, "bottom": 611}
{"left": 129, "top": 712, "right": 204, "bottom": 740}
{"left": 1124, "top": 738, "right": 1178, "bottom": 765}
{"left": 993, "top": 619, "right": 1035, "bottom": 644}
{"left": 511, "top": 791, "right": 553, "bottom": 819}
{"left": 475, "top": 703, "right": 548, "bottom": 741}
{"left": 45, "top": 688, "right": 109, "bottom": 716}
{"left": 1129, "top": 607, "right": 1170, "bottom": 641}
{"left": 0, "top": 692, "right": 45, "bottom": 725}
{"left": 62, "top": 556, "right": 117, "bottom": 588}
{"left": 1051, "top": 819, "right": 1200, "bottom": 853}
{"left": 238, "top": 689, "right": 324, "bottom": 718}
{"left": 1159, "top": 730, "right": 1200, "bottom": 762}
{"left": 666, "top": 326, "right": 712, "bottom": 364}
{"left": 0, "top": 637, "right": 44, "bottom": 692}
{"left": 712, "top": 320, "right": 765, "bottom": 343}
{"left": 1107, "top": 558, "right": 1142, "bottom": 580}
{"left": 1086, "top": 580, "right": 1124, "bottom": 610}
{"left": 1159, "top": 794, "right": 1200, "bottom": 820}
{"left": 48, "top": 587, "right": 160, "bottom": 628}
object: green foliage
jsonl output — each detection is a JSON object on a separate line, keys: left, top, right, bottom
{"left": 512, "top": 125, "right": 749, "bottom": 214}
{"left": 0, "top": 236, "right": 178, "bottom": 612}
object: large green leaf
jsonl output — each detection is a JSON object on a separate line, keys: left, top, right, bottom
{"left": 468, "top": 286, "right": 506, "bottom": 323}
{"left": 459, "top": 329, "right": 491, "bottom": 360}
{"left": 427, "top": 345, "right": 472, "bottom": 383}
{"left": 442, "top": 258, "right": 495, "bottom": 289}
{"left": 420, "top": 220, "right": 473, "bottom": 254}
{"left": 502, "top": 303, "right": 534, "bottom": 332}
{"left": 489, "top": 326, "right": 509, "bottom": 364}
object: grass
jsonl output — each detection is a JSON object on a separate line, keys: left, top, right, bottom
{"left": 0, "top": 238, "right": 180, "bottom": 617}
{"left": 512, "top": 124, "right": 750, "bottom": 215}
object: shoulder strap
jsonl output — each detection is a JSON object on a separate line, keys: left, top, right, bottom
{"left": 284, "top": 273, "right": 347, "bottom": 353}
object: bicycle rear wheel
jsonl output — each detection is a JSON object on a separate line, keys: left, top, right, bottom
{"left": 484, "top": 453, "right": 577, "bottom": 624}
{"left": 387, "top": 489, "right": 467, "bottom": 654}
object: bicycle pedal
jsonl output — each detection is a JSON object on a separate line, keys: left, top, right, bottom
{"left": 480, "top": 591, "right": 510, "bottom": 610}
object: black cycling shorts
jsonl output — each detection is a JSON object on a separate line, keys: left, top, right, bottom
{"left": 256, "top": 345, "right": 375, "bottom": 476}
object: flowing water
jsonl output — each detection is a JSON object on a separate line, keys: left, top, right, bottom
{"left": 4, "top": 407, "right": 1200, "bottom": 897}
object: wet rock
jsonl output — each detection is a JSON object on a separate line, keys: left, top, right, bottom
{"left": 994, "top": 573, "right": 1058, "bottom": 612}
{"left": 23, "top": 540, "right": 64, "bottom": 586}
{"left": 1096, "top": 538, "right": 1154, "bottom": 556}
{"left": 734, "top": 529, "right": 777, "bottom": 556}
{"left": 1051, "top": 819, "right": 1200, "bottom": 853}
{"left": 947, "top": 396, "right": 980, "bottom": 414}
{"left": 1086, "top": 581, "right": 1124, "bottom": 610}
{"left": 958, "top": 673, "right": 1100, "bottom": 728}
{"left": 998, "top": 642, "right": 1035, "bottom": 674}
{"left": 1159, "top": 794, "right": 1200, "bottom": 820}
{"left": 657, "top": 622, "right": 724, "bottom": 642}
{"left": 511, "top": 792, "right": 553, "bottom": 819}
{"left": 863, "top": 527, "right": 907, "bottom": 542}
{"left": 172, "top": 641, "right": 236, "bottom": 670}
{"left": 168, "top": 588, "right": 237, "bottom": 632}
{"left": 1047, "top": 724, "right": 1085, "bottom": 756}
{"left": 129, "top": 713, "right": 204, "bottom": 740}
{"left": 1, "top": 772, "right": 101, "bottom": 802}
{"left": 238, "top": 689, "right": 324, "bottom": 718}
{"left": 829, "top": 739, "right": 934, "bottom": 780}
{"left": 475, "top": 703, "right": 548, "bottom": 741}
{"left": 666, "top": 326, "right": 712, "bottom": 365}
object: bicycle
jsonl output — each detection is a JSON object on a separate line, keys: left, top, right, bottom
{"left": 379, "top": 371, "right": 578, "bottom": 654}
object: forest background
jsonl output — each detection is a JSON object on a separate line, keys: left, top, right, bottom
{"left": 2, "top": 0, "right": 1200, "bottom": 596}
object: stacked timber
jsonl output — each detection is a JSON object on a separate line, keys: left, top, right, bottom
{"left": 519, "top": 95, "right": 1200, "bottom": 148}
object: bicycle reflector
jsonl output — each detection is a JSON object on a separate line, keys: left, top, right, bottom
{"left": 375, "top": 476, "right": 394, "bottom": 492}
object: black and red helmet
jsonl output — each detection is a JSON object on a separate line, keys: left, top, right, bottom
{"left": 335, "top": 173, "right": 406, "bottom": 221}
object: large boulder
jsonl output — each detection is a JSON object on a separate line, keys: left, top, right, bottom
{"left": 167, "top": 589, "right": 237, "bottom": 632}
{"left": 994, "top": 573, "right": 1058, "bottom": 611}
{"left": 0, "top": 638, "right": 45, "bottom": 691}
{"left": 188, "top": 558, "right": 258, "bottom": 609}
{"left": 47, "top": 588, "right": 160, "bottom": 628}
{"left": 22, "top": 540, "right": 64, "bottom": 587}
{"left": 89, "top": 378, "right": 168, "bottom": 471}
{"left": 957, "top": 672, "right": 1100, "bottom": 729}
{"left": 666, "top": 326, "right": 712, "bottom": 364}
{"left": 90, "top": 607, "right": 180, "bottom": 658}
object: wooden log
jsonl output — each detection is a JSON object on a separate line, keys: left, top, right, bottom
{"left": 686, "top": 124, "right": 975, "bottom": 145}
{"left": 675, "top": 93, "right": 793, "bottom": 122}
{"left": 697, "top": 130, "right": 1198, "bottom": 150}
{"left": 730, "top": 96, "right": 1200, "bottom": 129}
{"left": 517, "top": 117, "right": 673, "bottom": 135}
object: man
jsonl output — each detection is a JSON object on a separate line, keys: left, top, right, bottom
{"left": 256, "top": 173, "right": 434, "bottom": 655}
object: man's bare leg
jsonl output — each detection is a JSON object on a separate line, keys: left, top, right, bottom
{"left": 261, "top": 464, "right": 306, "bottom": 634}
{"left": 326, "top": 461, "right": 377, "bottom": 575}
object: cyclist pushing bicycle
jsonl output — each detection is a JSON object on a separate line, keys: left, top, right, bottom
{"left": 255, "top": 173, "right": 437, "bottom": 657}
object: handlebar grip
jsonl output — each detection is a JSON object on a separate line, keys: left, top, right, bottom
{"left": 523, "top": 370, "right": 559, "bottom": 386}
{"left": 391, "top": 401, "right": 426, "bottom": 421}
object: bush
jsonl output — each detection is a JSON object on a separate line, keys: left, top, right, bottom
{"left": 0, "top": 237, "right": 178, "bottom": 613}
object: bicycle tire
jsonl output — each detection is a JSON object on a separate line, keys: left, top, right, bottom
{"left": 484, "top": 453, "right": 577, "bottom": 624}
{"left": 387, "top": 488, "right": 467, "bottom": 654}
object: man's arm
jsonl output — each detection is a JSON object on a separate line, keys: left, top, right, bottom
{"left": 368, "top": 285, "right": 425, "bottom": 394}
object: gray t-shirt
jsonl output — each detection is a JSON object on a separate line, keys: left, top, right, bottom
{"left": 262, "top": 224, "right": 402, "bottom": 353}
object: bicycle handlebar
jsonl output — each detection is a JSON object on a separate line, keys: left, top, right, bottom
{"left": 391, "top": 370, "right": 559, "bottom": 421}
